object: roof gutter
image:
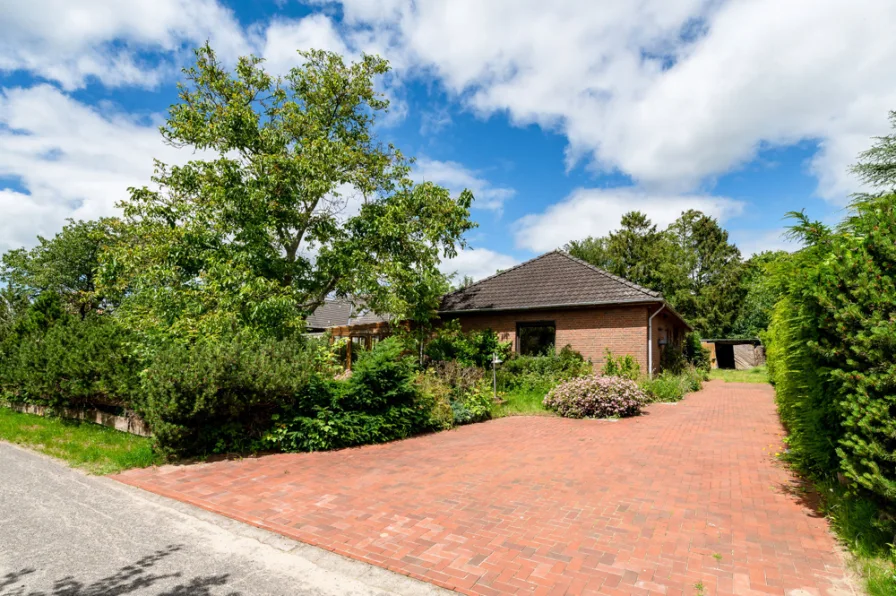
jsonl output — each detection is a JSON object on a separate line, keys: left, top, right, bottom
{"left": 648, "top": 303, "right": 666, "bottom": 379}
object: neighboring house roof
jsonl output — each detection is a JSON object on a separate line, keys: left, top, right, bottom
{"left": 440, "top": 250, "right": 663, "bottom": 313}
{"left": 348, "top": 309, "right": 391, "bottom": 326}
{"left": 306, "top": 298, "right": 391, "bottom": 330}
{"left": 305, "top": 299, "right": 353, "bottom": 329}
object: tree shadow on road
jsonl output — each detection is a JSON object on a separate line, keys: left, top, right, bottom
{"left": 1, "top": 545, "right": 241, "bottom": 596}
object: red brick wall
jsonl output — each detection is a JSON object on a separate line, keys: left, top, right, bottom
{"left": 446, "top": 305, "right": 651, "bottom": 370}
{"left": 650, "top": 308, "right": 690, "bottom": 373}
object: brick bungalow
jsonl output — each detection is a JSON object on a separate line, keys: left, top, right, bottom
{"left": 439, "top": 251, "right": 690, "bottom": 373}
{"left": 319, "top": 250, "right": 691, "bottom": 372}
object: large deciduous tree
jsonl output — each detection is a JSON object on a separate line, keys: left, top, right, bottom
{"left": 566, "top": 209, "right": 744, "bottom": 337}
{"left": 566, "top": 211, "right": 670, "bottom": 292}
{"left": 103, "top": 45, "right": 474, "bottom": 339}
{"left": 1, "top": 218, "right": 115, "bottom": 318}
{"left": 665, "top": 210, "right": 744, "bottom": 337}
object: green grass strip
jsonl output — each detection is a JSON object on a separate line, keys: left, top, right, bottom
{"left": 0, "top": 407, "right": 161, "bottom": 475}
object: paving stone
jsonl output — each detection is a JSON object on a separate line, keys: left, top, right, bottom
{"left": 115, "top": 381, "right": 855, "bottom": 595}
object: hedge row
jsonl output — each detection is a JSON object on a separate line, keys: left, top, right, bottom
{"left": 766, "top": 194, "right": 896, "bottom": 508}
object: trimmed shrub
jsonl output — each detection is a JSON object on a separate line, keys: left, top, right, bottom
{"left": 0, "top": 294, "right": 139, "bottom": 410}
{"left": 138, "top": 332, "right": 323, "bottom": 456}
{"left": 639, "top": 366, "right": 704, "bottom": 402}
{"left": 601, "top": 349, "right": 640, "bottom": 380}
{"left": 264, "top": 338, "right": 443, "bottom": 453}
{"left": 543, "top": 375, "right": 648, "bottom": 419}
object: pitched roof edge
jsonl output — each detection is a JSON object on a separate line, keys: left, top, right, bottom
{"left": 557, "top": 250, "right": 662, "bottom": 299}
{"left": 439, "top": 297, "right": 665, "bottom": 314}
{"left": 441, "top": 250, "right": 558, "bottom": 299}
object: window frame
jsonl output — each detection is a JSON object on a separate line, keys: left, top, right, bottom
{"left": 515, "top": 320, "right": 557, "bottom": 356}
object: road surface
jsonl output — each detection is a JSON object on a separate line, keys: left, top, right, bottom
{"left": 0, "top": 442, "right": 450, "bottom": 596}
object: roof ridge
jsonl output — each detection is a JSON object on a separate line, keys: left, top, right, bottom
{"left": 557, "top": 250, "right": 661, "bottom": 298}
{"left": 441, "top": 250, "right": 560, "bottom": 297}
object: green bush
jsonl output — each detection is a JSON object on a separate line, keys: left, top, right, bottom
{"left": 265, "top": 338, "right": 442, "bottom": 452}
{"left": 659, "top": 343, "right": 687, "bottom": 375}
{"left": 424, "top": 320, "right": 511, "bottom": 368}
{"left": 497, "top": 345, "right": 592, "bottom": 391}
{"left": 639, "top": 366, "right": 704, "bottom": 402}
{"left": 767, "top": 195, "right": 896, "bottom": 507}
{"left": 0, "top": 294, "right": 139, "bottom": 410}
{"left": 601, "top": 349, "right": 640, "bottom": 380}
{"left": 429, "top": 361, "right": 493, "bottom": 425}
{"left": 684, "top": 332, "right": 711, "bottom": 373}
{"left": 138, "top": 332, "right": 323, "bottom": 456}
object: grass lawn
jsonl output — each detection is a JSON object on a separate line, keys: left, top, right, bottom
{"left": 0, "top": 407, "right": 161, "bottom": 475}
{"left": 709, "top": 366, "right": 768, "bottom": 383}
{"left": 491, "top": 386, "right": 554, "bottom": 418}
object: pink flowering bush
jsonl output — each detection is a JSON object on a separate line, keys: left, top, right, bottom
{"left": 543, "top": 375, "right": 648, "bottom": 419}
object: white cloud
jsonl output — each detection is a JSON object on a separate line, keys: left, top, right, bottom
{"left": 259, "top": 14, "right": 352, "bottom": 75}
{"left": 439, "top": 248, "right": 518, "bottom": 282}
{"left": 0, "top": 0, "right": 248, "bottom": 89}
{"left": 0, "top": 85, "right": 196, "bottom": 252}
{"left": 325, "top": 0, "right": 896, "bottom": 201}
{"left": 513, "top": 187, "right": 744, "bottom": 253}
{"left": 414, "top": 158, "right": 515, "bottom": 212}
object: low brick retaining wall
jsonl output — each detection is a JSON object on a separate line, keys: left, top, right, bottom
{"left": 4, "top": 402, "right": 151, "bottom": 437}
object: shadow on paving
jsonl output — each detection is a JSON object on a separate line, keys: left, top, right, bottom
{"left": 0, "top": 545, "right": 240, "bottom": 596}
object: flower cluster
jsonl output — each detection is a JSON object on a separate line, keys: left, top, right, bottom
{"left": 543, "top": 375, "right": 648, "bottom": 419}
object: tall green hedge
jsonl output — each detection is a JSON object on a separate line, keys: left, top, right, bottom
{"left": 767, "top": 194, "right": 896, "bottom": 507}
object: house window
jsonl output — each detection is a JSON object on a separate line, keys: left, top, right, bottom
{"left": 517, "top": 321, "right": 556, "bottom": 356}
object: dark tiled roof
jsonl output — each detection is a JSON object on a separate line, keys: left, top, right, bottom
{"left": 306, "top": 299, "right": 353, "bottom": 329}
{"left": 348, "top": 309, "right": 391, "bottom": 326}
{"left": 439, "top": 250, "right": 661, "bottom": 313}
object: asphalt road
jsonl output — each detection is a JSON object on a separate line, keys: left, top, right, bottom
{"left": 0, "top": 442, "right": 450, "bottom": 596}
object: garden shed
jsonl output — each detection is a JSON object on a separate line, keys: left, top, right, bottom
{"left": 700, "top": 339, "right": 765, "bottom": 370}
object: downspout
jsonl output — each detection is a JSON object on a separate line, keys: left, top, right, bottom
{"left": 648, "top": 303, "right": 666, "bottom": 378}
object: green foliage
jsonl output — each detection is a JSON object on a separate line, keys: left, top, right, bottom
{"left": 664, "top": 210, "right": 745, "bottom": 337}
{"left": 567, "top": 209, "right": 745, "bottom": 337}
{"left": 138, "top": 332, "right": 324, "bottom": 456}
{"left": 683, "top": 332, "right": 711, "bottom": 373}
{"left": 852, "top": 110, "right": 896, "bottom": 191}
{"left": 264, "top": 338, "right": 439, "bottom": 452}
{"left": 428, "top": 361, "right": 493, "bottom": 425}
{"left": 497, "top": 346, "right": 592, "bottom": 391}
{"left": 731, "top": 251, "right": 789, "bottom": 338}
{"left": 767, "top": 194, "right": 896, "bottom": 507}
{"left": 0, "top": 294, "right": 139, "bottom": 410}
{"left": 413, "top": 370, "right": 455, "bottom": 431}
{"left": 491, "top": 386, "right": 554, "bottom": 418}
{"left": 424, "top": 320, "right": 511, "bottom": 368}
{"left": 601, "top": 349, "right": 640, "bottom": 380}
{"left": 659, "top": 343, "right": 687, "bottom": 375}
{"left": 1, "top": 218, "right": 116, "bottom": 318}
{"left": 640, "top": 367, "right": 704, "bottom": 402}
{"left": 103, "top": 44, "right": 474, "bottom": 342}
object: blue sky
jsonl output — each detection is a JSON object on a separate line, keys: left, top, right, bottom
{"left": 1, "top": 0, "right": 893, "bottom": 280}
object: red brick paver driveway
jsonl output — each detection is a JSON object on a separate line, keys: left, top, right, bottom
{"left": 115, "top": 381, "right": 855, "bottom": 596}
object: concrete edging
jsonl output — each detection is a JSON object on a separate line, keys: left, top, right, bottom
{"left": 3, "top": 402, "right": 151, "bottom": 437}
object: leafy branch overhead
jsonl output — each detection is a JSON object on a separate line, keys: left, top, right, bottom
{"left": 103, "top": 44, "right": 475, "bottom": 339}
